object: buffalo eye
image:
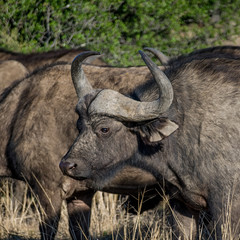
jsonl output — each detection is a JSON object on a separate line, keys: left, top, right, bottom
{"left": 101, "top": 127, "right": 109, "bottom": 134}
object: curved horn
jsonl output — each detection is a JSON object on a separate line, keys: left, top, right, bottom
{"left": 144, "top": 47, "right": 170, "bottom": 65}
{"left": 88, "top": 50, "right": 173, "bottom": 122}
{"left": 71, "top": 51, "right": 101, "bottom": 98}
{"left": 138, "top": 50, "right": 173, "bottom": 113}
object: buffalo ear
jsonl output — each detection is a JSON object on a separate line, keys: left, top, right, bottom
{"left": 137, "top": 118, "right": 179, "bottom": 144}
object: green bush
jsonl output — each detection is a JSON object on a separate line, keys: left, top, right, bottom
{"left": 1, "top": 0, "right": 240, "bottom": 66}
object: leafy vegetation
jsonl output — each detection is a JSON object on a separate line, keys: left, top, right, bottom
{"left": 0, "top": 1, "right": 240, "bottom": 65}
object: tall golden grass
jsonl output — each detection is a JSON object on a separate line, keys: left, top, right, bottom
{"left": 0, "top": 180, "right": 239, "bottom": 240}
{"left": 0, "top": 180, "right": 169, "bottom": 240}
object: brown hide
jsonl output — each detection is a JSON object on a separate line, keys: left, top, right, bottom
{"left": 0, "top": 60, "right": 29, "bottom": 90}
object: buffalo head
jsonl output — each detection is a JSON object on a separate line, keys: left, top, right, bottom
{"left": 59, "top": 51, "right": 178, "bottom": 188}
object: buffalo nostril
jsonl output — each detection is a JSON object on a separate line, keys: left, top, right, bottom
{"left": 68, "top": 162, "right": 77, "bottom": 170}
{"left": 59, "top": 161, "right": 77, "bottom": 174}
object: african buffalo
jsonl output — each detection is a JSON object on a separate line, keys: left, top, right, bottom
{"left": 60, "top": 49, "right": 240, "bottom": 239}
{"left": 1, "top": 46, "right": 240, "bottom": 239}
{"left": 0, "top": 49, "right": 105, "bottom": 218}
{"left": 0, "top": 56, "right": 162, "bottom": 239}
{"left": 0, "top": 48, "right": 106, "bottom": 238}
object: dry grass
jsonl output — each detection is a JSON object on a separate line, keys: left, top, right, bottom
{"left": 0, "top": 180, "right": 239, "bottom": 240}
{"left": 0, "top": 180, "right": 170, "bottom": 240}
{"left": 0, "top": 179, "right": 40, "bottom": 239}
{"left": 90, "top": 191, "right": 170, "bottom": 240}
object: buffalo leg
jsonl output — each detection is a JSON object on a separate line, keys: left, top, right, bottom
{"left": 168, "top": 199, "right": 199, "bottom": 239}
{"left": 67, "top": 189, "right": 95, "bottom": 240}
{"left": 34, "top": 184, "right": 62, "bottom": 240}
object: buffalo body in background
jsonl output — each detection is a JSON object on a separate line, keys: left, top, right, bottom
{"left": 0, "top": 60, "right": 29, "bottom": 89}
{"left": 0, "top": 47, "right": 106, "bottom": 73}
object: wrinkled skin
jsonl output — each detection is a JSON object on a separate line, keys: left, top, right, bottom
{"left": 61, "top": 47, "right": 240, "bottom": 239}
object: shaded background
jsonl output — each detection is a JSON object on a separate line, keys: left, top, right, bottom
{"left": 1, "top": 1, "right": 240, "bottom": 65}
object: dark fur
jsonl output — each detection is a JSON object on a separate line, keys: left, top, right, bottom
{"left": 61, "top": 46, "right": 240, "bottom": 239}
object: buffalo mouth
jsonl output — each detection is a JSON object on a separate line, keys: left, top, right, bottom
{"left": 70, "top": 175, "right": 88, "bottom": 181}
{"left": 59, "top": 160, "right": 90, "bottom": 180}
